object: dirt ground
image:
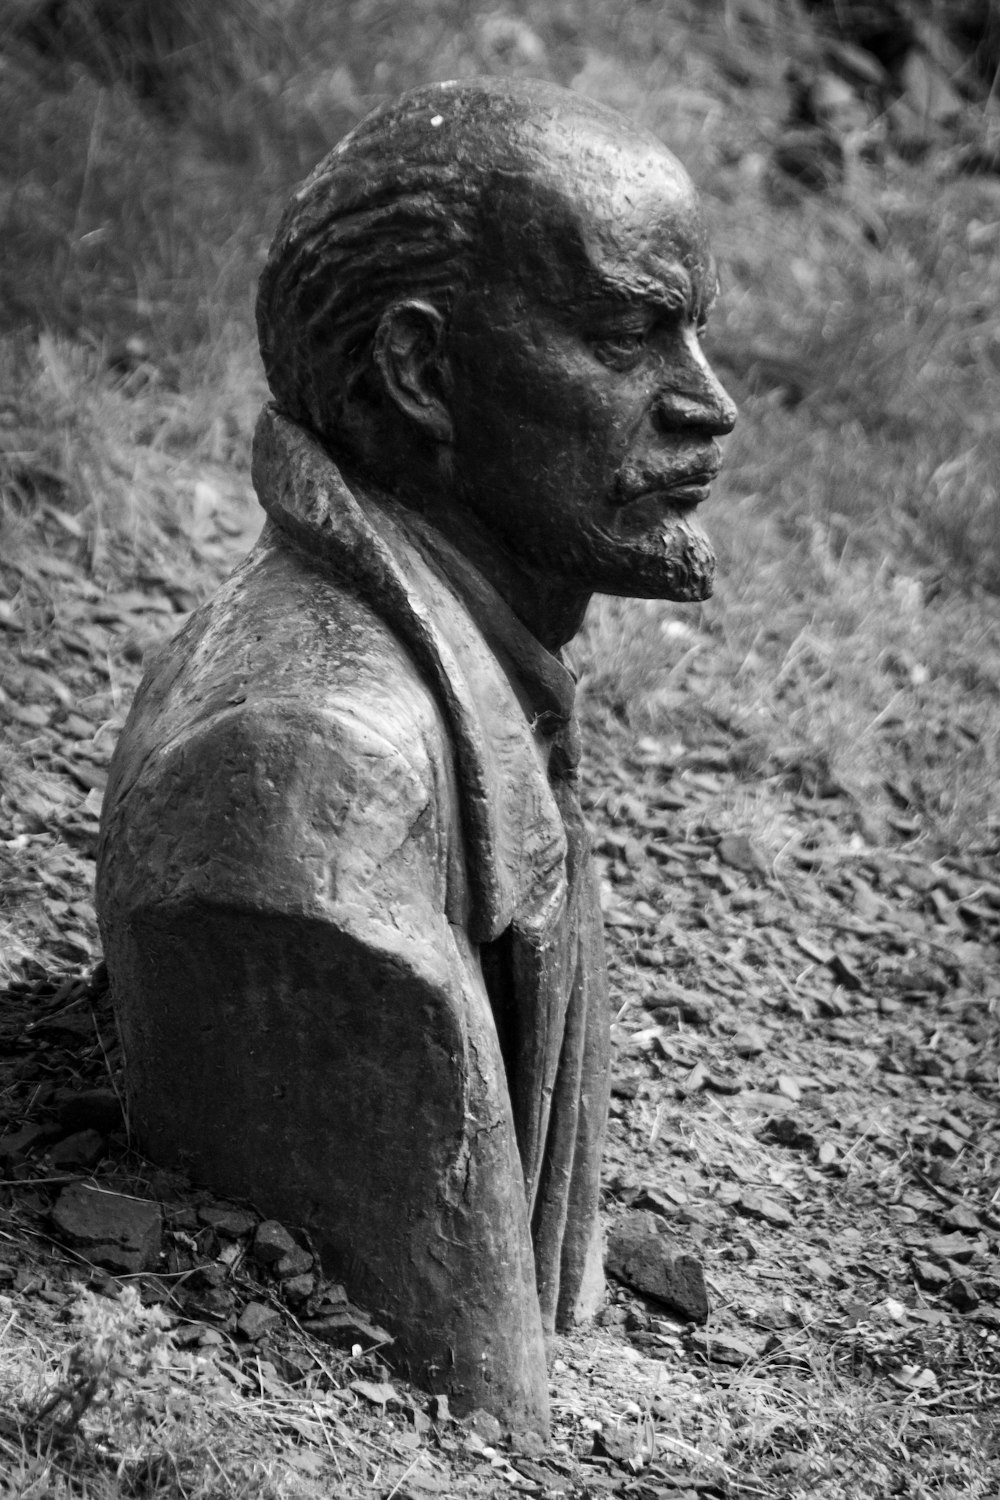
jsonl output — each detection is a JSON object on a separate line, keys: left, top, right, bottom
{"left": 2, "top": 500, "right": 1000, "bottom": 1498}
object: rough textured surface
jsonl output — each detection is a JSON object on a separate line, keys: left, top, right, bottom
{"left": 606, "top": 1212, "right": 709, "bottom": 1324}
{"left": 50, "top": 1183, "right": 162, "bottom": 1274}
{"left": 97, "top": 414, "right": 608, "bottom": 1434}
{"left": 252, "top": 1221, "right": 299, "bottom": 1266}
{"left": 96, "top": 77, "right": 736, "bottom": 1436}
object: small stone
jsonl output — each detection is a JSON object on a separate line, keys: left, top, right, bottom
{"left": 314, "top": 1280, "right": 348, "bottom": 1307}
{"left": 462, "top": 1408, "right": 503, "bottom": 1444}
{"left": 760, "top": 1117, "right": 816, "bottom": 1151}
{"left": 804, "top": 1256, "right": 837, "bottom": 1283}
{"left": 686, "top": 1329, "right": 761, "bottom": 1366}
{"left": 943, "top": 1203, "right": 981, "bottom": 1233}
{"left": 252, "top": 1220, "right": 298, "bottom": 1265}
{"left": 51, "top": 1183, "right": 161, "bottom": 1274}
{"left": 427, "top": 1393, "right": 451, "bottom": 1423}
{"left": 238, "top": 1300, "right": 281, "bottom": 1340}
{"left": 281, "top": 1272, "right": 315, "bottom": 1303}
{"left": 304, "top": 1307, "right": 393, "bottom": 1349}
{"left": 183, "top": 1286, "right": 235, "bottom": 1320}
{"left": 945, "top": 1279, "right": 979, "bottom": 1313}
{"left": 737, "top": 1192, "right": 794, "bottom": 1229}
{"left": 649, "top": 994, "right": 714, "bottom": 1028}
{"left": 593, "top": 1426, "right": 640, "bottom": 1464}
{"left": 190, "top": 1261, "right": 226, "bottom": 1289}
{"left": 168, "top": 1206, "right": 199, "bottom": 1232}
{"left": 351, "top": 1378, "right": 400, "bottom": 1407}
{"left": 49, "top": 1130, "right": 106, "bottom": 1169}
{"left": 55, "top": 1088, "right": 124, "bottom": 1136}
{"left": 198, "top": 1204, "right": 257, "bottom": 1237}
{"left": 275, "top": 1244, "right": 314, "bottom": 1279}
{"left": 509, "top": 1427, "right": 547, "bottom": 1459}
{"left": 717, "top": 833, "right": 768, "bottom": 876}
{"left": 730, "top": 1026, "right": 767, "bottom": 1058}
{"left": 913, "top": 1259, "right": 949, "bottom": 1292}
{"left": 606, "top": 1212, "right": 709, "bottom": 1322}
{"left": 931, "top": 1130, "right": 968, "bottom": 1157}
{"left": 635, "top": 1183, "right": 688, "bottom": 1214}
{"left": 925, "top": 1234, "right": 976, "bottom": 1265}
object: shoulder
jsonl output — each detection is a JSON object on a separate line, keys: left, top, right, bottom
{"left": 128, "top": 536, "right": 452, "bottom": 785}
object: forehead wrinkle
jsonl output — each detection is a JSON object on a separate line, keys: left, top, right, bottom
{"left": 580, "top": 260, "right": 693, "bottom": 316}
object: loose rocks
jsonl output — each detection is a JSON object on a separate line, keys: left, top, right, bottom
{"left": 606, "top": 1212, "right": 709, "bottom": 1323}
{"left": 50, "top": 1182, "right": 161, "bottom": 1273}
{"left": 252, "top": 1219, "right": 298, "bottom": 1266}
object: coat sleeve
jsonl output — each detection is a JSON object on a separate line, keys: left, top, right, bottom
{"left": 97, "top": 694, "right": 550, "bottom": 1431}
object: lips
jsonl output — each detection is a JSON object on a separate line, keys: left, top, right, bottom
{"left": 649, "top": 473, "right": 717, "bottom": 509}
{"left": 613, "top": 451, "right": 722, "bottom": 511}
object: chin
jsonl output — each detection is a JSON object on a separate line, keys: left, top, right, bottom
{"left": 586, "top": 515, "right": 717, "bottom": 602}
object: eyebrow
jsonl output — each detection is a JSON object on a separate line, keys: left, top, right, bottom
{"left": 579, "top": 256, "right": 718, "bottom": 321}
{"left": 589, "top": 263, "right": 689, "bottom": 310}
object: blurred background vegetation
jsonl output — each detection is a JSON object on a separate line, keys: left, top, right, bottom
{"left": 1, "top": 0, "right": 999, "bottom": 854}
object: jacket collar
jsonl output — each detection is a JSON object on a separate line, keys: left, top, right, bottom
{"left": 252, "top": 405, "right": 574, "bottom": 941}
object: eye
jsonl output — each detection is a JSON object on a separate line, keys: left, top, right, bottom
{"left": 590, "top": 330, "right": 646, "bottom": 372}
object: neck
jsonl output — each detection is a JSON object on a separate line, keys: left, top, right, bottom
{"left": 414, "top": 500, "right": 593, "bottom": 653}
{"left": 343, "top": 465, "right": 591, "bottom": 654}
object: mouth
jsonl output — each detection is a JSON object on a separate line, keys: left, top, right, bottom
{"left": 614, "top": 454, "right": 723, "bottom": 514}
{"left": 643, "top": 473, "right": 717, "bottom": 511}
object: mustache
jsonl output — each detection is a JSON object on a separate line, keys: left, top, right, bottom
{"left": 612, "top": 446, "right": 722, "bottom": 506}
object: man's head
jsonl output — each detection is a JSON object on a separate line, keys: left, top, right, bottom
{"left": 257, "top": 77, "right": 736, "bottom": 609}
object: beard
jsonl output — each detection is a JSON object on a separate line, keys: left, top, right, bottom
{"left": 547, "top": 506, "right": 717, "bottom": 603}
{"left": 627, "top": 508, "right": 717, "bottom": 602}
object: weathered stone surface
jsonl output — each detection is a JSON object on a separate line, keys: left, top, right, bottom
{"left": 945, "top": 1278, "right": 979, "bottom": 1313}
{"left": 926, "top": 1233, "right": 977, "bottom": 1265}
{"left": 462, "top": 1408, "right": 503, "bottom": 1445}
{"left": 606, "top": 1212, "right": 709, "bottom": 1323}
{"left": 913, "top": 1259, "right": 950, "bottom": 1292}
{"left": 281, "top": 1272, "right": 315, "bottom": 1303}
{"left": 50, "top": 1129, "right": 106, "bottom": 1169}
{"left": 252, "top": 1220, "right": 297, "bottom": 1265}
{"left": 237, "top": 1300, "right": 281, "bottom": 1340}
{"left": 198, "top": 1203, "right": 257, "bottom": 1237}
{"left": 304, "top": 1307, "right": 393, "bottom": 1350}
{"left": 275, "top": 1244, "right": 313, "bottom": 1280}
{"left": 942, "top": 1203, "right": 981, "bottom": 1233}
{"left": 51, "top": 1183, "right": 161, "bottom": 1273}
{"left": 686, "top": 1329, "right": 761, "bottom": 1366}
{"left": 737, "top": 1192, "right": 795, "bottom": 1229}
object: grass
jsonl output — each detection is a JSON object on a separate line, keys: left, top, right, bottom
{"left": 2, "top": 0, "right": 1000, "bottom": 1495}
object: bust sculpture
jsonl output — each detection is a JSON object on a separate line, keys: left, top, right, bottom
{"left": 96, "top": 77, "right": 735, "bottom": 1436}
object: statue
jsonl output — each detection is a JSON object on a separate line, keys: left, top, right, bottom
{"left": 96, "top": 77, "right": 736, "bottom": 1436}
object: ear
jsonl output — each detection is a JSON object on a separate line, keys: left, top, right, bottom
{"left": 373, "top": 300, "right": 453, "bottom": 444}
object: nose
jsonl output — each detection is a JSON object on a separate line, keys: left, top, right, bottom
{"left": 652, "top": 331, "right": 737, "bottom": 438}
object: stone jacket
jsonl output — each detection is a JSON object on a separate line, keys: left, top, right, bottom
{"left": 97, "top": 408, "right": 609, "bottom": 1431}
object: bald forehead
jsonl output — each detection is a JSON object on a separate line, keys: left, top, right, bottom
{"left": 475, "top": 111, "right": 712, "bottom": 315}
